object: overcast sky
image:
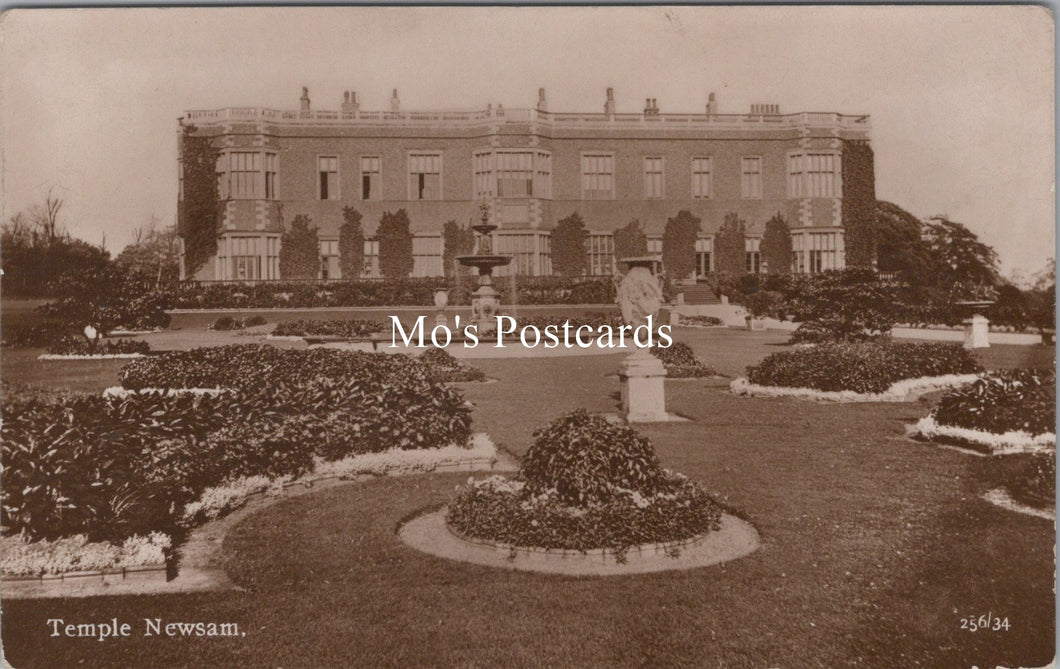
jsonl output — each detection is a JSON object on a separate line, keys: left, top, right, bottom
{"left": 1, "top": 6, "right": 1054, "bottom": 275}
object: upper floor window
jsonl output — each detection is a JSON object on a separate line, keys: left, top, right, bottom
{"left": 361, "top": 156, "right": 380, "bottom": 200}
{"left": 789, "top": 152, "right": 839, "bottom": 198}
{"left": 319, "top": 156, "right": 339, "bottom": 200}
{"left": 741, "top": 156, "right": 762, "bottom": 199}
{"left": 473, "top": 152, "right": 493, "bottom": 199}
{"left": 644, "top": 157, "right": 664, "bottom": 199}
{"left": 581, "top": 154, "right": 614, "bottom": 200}
{"left": 408, "top": 153, "right": 441, "bottom": 200}
{"left": 497, "top": 151, "right": 533, "bottom": 197}
{"left": 535, "top": 152, "right": 552, "bottom": 199}
{"left": 691, "top": 157, "right": 713, "bottom": 199}
{"left": 264, "top": 153, "right": 278, "bottom": 200}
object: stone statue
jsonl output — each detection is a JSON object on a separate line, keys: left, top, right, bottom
{"left": 616, "top": 261, "right": 663, "bottom": 327}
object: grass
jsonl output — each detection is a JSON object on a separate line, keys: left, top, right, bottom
{"left": 1, "top": 326, "right": 1055, "bottom": 667}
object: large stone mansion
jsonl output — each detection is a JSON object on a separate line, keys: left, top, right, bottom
{"left": 178, "top": 87, "right": 872, "bottom": 281}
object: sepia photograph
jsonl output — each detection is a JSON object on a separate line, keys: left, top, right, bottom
{"left": 0, "top": 5, "right": 1055, "bottom": 667}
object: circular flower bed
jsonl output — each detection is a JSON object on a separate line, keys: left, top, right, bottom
{"left": 445, "top": 410, "right": 724, "bottom": 557}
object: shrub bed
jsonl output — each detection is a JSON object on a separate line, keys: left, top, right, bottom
{"left": 209, "top": 315, "right": 267, "bottom": 331}
{"left": 4, "top": 347, "right": 475, "bottom": 549}
{"left": 679, "top": 315, "right": 724, "bottom": 327}
{"left": 650, "top": 342, "right": 716, "bottom": 378}
{"left": 2, "top": 323, "right": 78, "bottom": 349}
{"left": 446, "top": 410, "right": 724, "bottom": 556}
{"left": 932, "top": 369, "right": 1054, "bottom": 437}
{"left": 745, "top": 341, "right": 981, "bottom": 394}
{"left": 978, "top": 451, "right": 1056, "bottom": 511}
{"left": 272, "top": 319, "right": 387, "bottom": 338}
{"left": 418, "top": 347, "right": 487, "bottom": 383}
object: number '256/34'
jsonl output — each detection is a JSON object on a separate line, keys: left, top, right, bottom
{"left": 960, "top": 613, "right": 1010, "bottom": 632}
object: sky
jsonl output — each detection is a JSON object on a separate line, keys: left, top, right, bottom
{"left": 1, "top": 6, "right": 1054, "bottom": 276}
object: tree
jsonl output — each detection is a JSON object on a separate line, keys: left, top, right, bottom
{"left": 661, "top": 210, "right": 700, "bottom": 280}
{"left": 177, "top": 124, "right": 224, "bottom": 277}
{"left": 551, "top": 212, "right": 589, "bottom": 277}
{"left": 279, "top": 214, "right": 320, "bottom": 279}
{"left": 761, "top": 213, "right": 792, "bottom": 275}
{"left": 339, "top": 206, "right": 365, "bottom": 279}
{"left": 377, "top": 209, "right": 414, "bottom": 279}
{"left": 921, "top": 216, "right": 1000, "bottom": 296}
{"left": 442, "top": 219, "right": 475, "bottom": 278}
{"left": 875, "top": 200, "right": 933, "bottom": 278}
{"left": 613, "top": 219, "right": 648, "bottom": 271}
{"left": 714, "top": 212, "right": 746, "bottom": 275}
{"left": 115, "top": 217, "right": 180, "bottom": 285}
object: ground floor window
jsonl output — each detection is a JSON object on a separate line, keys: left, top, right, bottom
{"left": 588, "top": 233, "right": 614, "bottom": 276}
{"left": 217, "top": 235, "right": 280, "bottom": 280}
{"left": 493, "top": 232, "right": 551, "bottom": 276}
{"left": 413, "top": 236, "right": 443, "bottom": 277}
{"left": 320, "top": 239, "right": 339, "bottom": 279}
{"left": 792, "top": 229, "right": 843, "bottom": 274}
{"left": 695, "top": 237, "right": 714, "bottom": 277}
{"left": 745, "top": 237, "right": 761, "bottom": 274}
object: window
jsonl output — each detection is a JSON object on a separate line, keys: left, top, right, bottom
{"left": 265, "top": 153, "right": 278, "bottom": 200}
{"left": 215, "top": 155, "right": 226, "bottom": 199}
{"left": 408, "top": 153, "right": 441, "bottom": 200}
{"left": 228, "top": 236, "right": 264, "bottom": 280}
{"left": 497, "top": 152, "right": 533, "bottom": 197}
{"left": 692, "top": 157, "right": 713, "bottom": 199}
{"left": 412, "top": 236, "right": 443, "bottom": 277}
{"left": 695, "top": 237, "right": 713, "bottom": 276}
{"left": 746, "top": 237, "right": 761, "bottom": 274}
{"left": 647, "top": 237, "right": 663, "bottom": 255}
{"left": 644, "top": 157, "right": 664, "bottom": 199}
{"left": 319, "top": 239, "right": 338, "bottom": 279}
{"left": 741, "top": 157, "right": 762, "bottom": 199}
{"left": 473, "top": 152, "right": 493, "bottom": 199}
{"left": 792, "top": 230, "right": 843, "bottom": 274}
{"left": 587, "top": 234, "right": 615, "bottom": 276}
{"left": 319, "top": 156, "right": 338, "bottom": 200}
{"left": 494, "top": 232, "right": 550, "bottom": 276}
{"left": 361, "top": 156, "right": 380, "bottom": 200}
{"left": 535, "top": 152, "right": 552, "bottom": 199}
{"left": 789, "top": 152, "right": 840, "bottom": 198}
{"left": 581, "top": 154, "right": 614, "bottom": 200}
{"left": 363, "top": 239, "right": 379, "bottom": 277}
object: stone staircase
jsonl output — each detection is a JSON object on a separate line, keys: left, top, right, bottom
{"left": 679, "top": 284, "right": 721, "bottom": 306}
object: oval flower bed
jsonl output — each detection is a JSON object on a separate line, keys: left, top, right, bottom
{"left": 38, "top": 337, "right": 150, "bottom": 360}
{"left": 444, "top": 410, "right": 730, "bottom": 564}
{"left": 732, "top": 341, "right": 982, "bottom": 402}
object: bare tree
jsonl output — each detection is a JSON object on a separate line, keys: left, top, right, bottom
{"left": 29, "top": 189, "right": 65, "bottom": 243}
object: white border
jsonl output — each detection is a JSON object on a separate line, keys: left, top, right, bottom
{"left": 729, "top": 373, "right": 980, "bottom": 403}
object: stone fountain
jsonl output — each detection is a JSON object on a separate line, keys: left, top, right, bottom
{"left": 457, "top": 205, "right": 512, "bottom": 334}
{"left": 616, "top": 257, "right": 669, "bottom": 422}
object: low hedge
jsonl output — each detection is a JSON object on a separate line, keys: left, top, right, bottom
{"left": 932, "top": 369, "right": 1054, "bottom": 436}
{"left": 446, "top": 410, "right": 724, "bottom": 555}
{"left": 980, "top": 451, "right": 1056, "bottom": 510}
{"left": 164, "top": 276, "right": 617, "bottom": 309}
{"left": 746, "top": 341, "right": 982, "bottom": 394}
{"left": 209, "top": 315, "right": 267, "bottom": 331}
{"left": 272, "top": 319, "right": 387, "bottom": 338}
{"left": 46, "top": 338, "right": 151, "bottom": 356}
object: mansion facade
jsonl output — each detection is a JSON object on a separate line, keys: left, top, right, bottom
{"left": 178, "top": 87, "right": 872, "bottom": 281}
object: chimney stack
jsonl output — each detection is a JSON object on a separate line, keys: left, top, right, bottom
{"left": 644, "top": 97, "right": 659, "bottom": 116}
{"left": 604, "top": 87, "right": 616, "bottom": 116}
{"left": 390, "top": 89, "right": 400, "bottom": 113}
{"left": 300, "top": 86, "right": 311, "bottom": 113}
{"left": 341, "top": 90, "right": 359, "bottom": 115}
{"left": 537, "top": 87, "right": 547, "bottom": 111}
{"left": 705, "top": 92, "right": 717, "bottom": 115}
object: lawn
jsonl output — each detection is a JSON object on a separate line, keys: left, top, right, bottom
{"left": 1, "top": 327, "right": 1054, "bottom": 667}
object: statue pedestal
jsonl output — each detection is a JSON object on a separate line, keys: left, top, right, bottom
{"left": 619, "top": 350, "right": 668, "bottom": 423}
{"left": 963, "top": 314, "right": 990, "bottom": 349}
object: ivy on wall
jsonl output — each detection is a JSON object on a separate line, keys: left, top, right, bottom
{"left": 714, "top": 212, "right": 746, "bottom": 275}
{"left": 279, "top": 215, "right": 320, "bottom": 279}
{"left": 552, "top": 212, "right": 589, "bottom": 277}
{"left": 378, "top": 209, "right": 414, "bottom": 279}
{"left": 841, "top": 140, "right": 877, "bottom": 268}
{"left": 339, "top": 206, "right": 365, "bottom": 279}
{"left": 176, "top": 125, "right": 223, "bottom": 277}
{"left": 761, "top": 213, "right": 792, "bottom": 275}
{"left": 662, "top": 210, "right": 700, "bottom": 279}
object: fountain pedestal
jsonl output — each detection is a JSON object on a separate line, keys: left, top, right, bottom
{"left": 457, "top": 207, "right": 512, "bottom": 335}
